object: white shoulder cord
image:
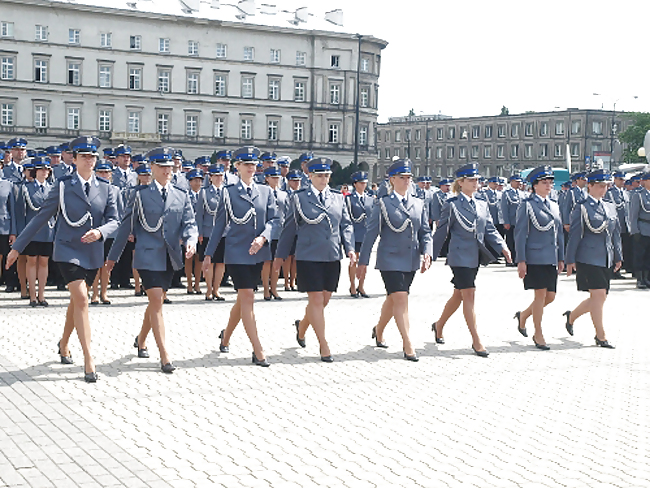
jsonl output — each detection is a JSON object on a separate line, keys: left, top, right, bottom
{"left": 346, "top": 197, "right": 366, "bottom": 224}
{"left": 639, "top": 191, "right": 650, "bottom": 213}
{"left": 294, "top": 193, "right": 332, "bottom": 233}
{"left": 135, "top": 190, "right": 164, "bottom": 233}
{"left": 223, "top": 186, "right": 256, "bottom": 229}
{"left": 25, "top": 186, "right": 56, "bottom": 229}
{"left": 527, "top": 201, "right": 554, "bottom": 232}
{"left": 378, "top": 198, "right": 411, "bottom": 233}
{"left": 59, "top": 180, "right": 92, "bottom": 228}
{"left": 203, "top": 189, "right": 218, "bottom": 216}
{"left": 505, "top": 190, "right": 520, "bottom": 205}
{"left": 581, "top": 203, "right": 607, "bottom": 234}
{"left": 449, "top": 200, "right": 476, "bottom": 234}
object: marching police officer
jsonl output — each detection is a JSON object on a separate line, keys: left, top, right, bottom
{"left": 261, "top": 165, "right": 287, "bottom": 301}
{"left": 0, "top": 162, "right": 17, "bottom": 292}
{"left": 502, "top": 174, "right": 525, "bottom": 265}
{"left": 52, "top": 143, "right": 75, "bottom": 181}
{"left": 561, "top": 172, "right": 587, "bottom": 231}
{"left": 111, "top": 145, "right": 133, "bottom": 189}
{"left": 629, "top": 172, "right": 650, "bottom": 289}
{"left": 3, "top": 137, "right": 26, "bottom": 184}
{"left": 297, "top": 152, "right": 314, "bottom": 189}
{"left": 604, "top": 171, "right": 630, "bottom": 278}
{"left": 346, "top": 171, "right": 373, "bottom": 298}
{"left": 430, "top": 178, "right": 452, "bottom": 226}
{"left": 476, "top": 176, "right": 505, "bottom": 260}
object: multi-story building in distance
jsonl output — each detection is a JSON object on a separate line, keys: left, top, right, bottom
{"left": 0, "top": 0, "right": 386, "bottom": 166}
{"left": 376, "top": 109, "right": 629, "bottom": 181}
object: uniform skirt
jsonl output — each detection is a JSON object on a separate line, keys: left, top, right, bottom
{"left": 523, "top": 264, "right": 557, "bottom": 292}
{"left": 354, "top": 241, "right": 363, "bottom": 253}
{"left": 199, "top": 237, "right": 225, "bottom": 263}
{"left": 450, "top": 266, "right": 479, "bottom": 290}
{"left": 57, "top": 262, "right": 98, "bottom": 287}
{"left": 381, "top": 270, "right": 416, "bottom": 295}
{"left": 296, "top": 260, "right": 341, "bottom": 293}
{"left": 137, "top": 254, "right": 174, "bottom": 291}
{"left": 576, "top": 262, "right": 612, "bottom": 293}
{"left": 270, "top": 239, "right": 279, "bottom": 260}
{"left": 103, "top": 238, "right": 114, "bottom": 260}
{"left": 227, "top": 262, "right": 264, "bottom": 290}
{"left": 23, "top": 241, "right": 53, "bottom": 257}
{"left": 0, "top": 234, "right": 10, "bottom": 255}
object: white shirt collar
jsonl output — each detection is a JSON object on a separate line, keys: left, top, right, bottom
{"left": 154, "top": 179, "right": 169, "bottom": 193}
{"left": 588, "top": 194, "right": 601, "bottom": 204}
{"left": 211, "top": 184, "right": 221, "bottom": 192}
{"left": 76, "top": 173, "right": 93, "bottom": 187}
{"left": 311, "top": 184, "right": 326, "bottom": 197}
{"left": 356, "top": 191, "right": 365, "bottom": 199}
{"left": 240, "top": 180, "right": 254, "bottom": 192}
{"left": 460, "top": 192, "right": 474, "bottom": 203}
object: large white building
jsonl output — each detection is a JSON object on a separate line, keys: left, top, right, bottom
{"left": 0, "top": 0, "right": 386, "bottom": 167}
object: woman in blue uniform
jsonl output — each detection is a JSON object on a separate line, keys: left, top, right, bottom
{"left": 346, "top": 171, "right": 374, "bottom": 298}
{"left": 513, "top": 166, "right": 564, "bottom": 349}
{"left": 430, "top": 163, "right": 511, "bottom": 357}
{"left": 202, "top": 146, "right": 278, "bottom": 367}
{"left": 261, "top": 166, "right": 287, "bottom": 301}
{"left": 357, "top": 160, "right": 432, "bottom": 361}
{"left": 7, "top": 137, "right": 119, "bottom": 382}
{"left": 196, "top": 164, "right": 227, "bottom": 301}
{"left": 274, "top": 157, "right": 356, "bottom": 363}
{"left": 282, "top": 170, "right": 303, "bottom": 291}
{"left": 185, "top": 168, "right": 204, "bottom": 295}
{"left": 107, "top": 147, "right": 198, "bottom": 373}
{"left": 563, "top": 169, "right": 622, "bottom": 349}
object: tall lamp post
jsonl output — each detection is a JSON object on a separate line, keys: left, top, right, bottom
{"left": 353, "top": 34, "right": 362, "bottom": 167}
{"left": 593, "top": 93, "right": 639, "bottom": 169}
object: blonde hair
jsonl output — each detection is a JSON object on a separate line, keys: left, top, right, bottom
{"left": 452, "top": 177, "right": 464, "bottom": 195}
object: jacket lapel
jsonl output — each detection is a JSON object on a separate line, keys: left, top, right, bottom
{"left": 88, "top": 179, "right": 101, "bottom": 205}
{"left": 307, "top": 189, "right": 325, "bottom": 211}
{"left": 70, "top": 175, "right": 90, "bottom": 207}
{"left": 237, "top": 183, "right": 254, "bottom": 205}
{"left": 461, "top": 195, "right": 476, "bottom": 216}
{"left": 147, "top": 182, "right": 165, "bottom": 210}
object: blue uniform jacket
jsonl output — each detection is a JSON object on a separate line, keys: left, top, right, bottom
{"left": 15, "top": 180, "right": 55, "bottom": 242}
{"left": 345, "top": 192, "right": 374, "bottom": 244}
{"left": 0, "top": 179, "right": 17, "bottom": 236}
{"left": 514, "top": 195, "right": 564, "bottom": 265}
{"left": 501, "top": 188, "right": 525, "bottom": 226}
{"left": 195, "top": 185, "right": 223, "bottom": 239}
{"left": 628, "top": 187, "right": 650, "bottom": 236}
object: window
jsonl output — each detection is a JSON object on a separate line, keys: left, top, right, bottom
{"left": 268, "top": 78, "right": 280, "bottom": 100}
{"left": 100, "top": 33, "right": 112, "bottom": 48}
{"left": 395, "top": 131, "right": 401, "bottom": 142}
{"left": 415, "top": 147, "right": 421, "bottom": 160}
{"left": 415, "top": 129, "right": 421, "bottom": 141}
{"left": 511, "top": 124, "right": 519, "bottom": 137}
{"left": 187, "top": 72, "right": 199, "bottom": 94}
{"left": 67, "top": 108, "right": 80, "bottom": 130}
{"left": 270, "top": 49, "right": 280, "bottom": 63}
{"left": 436, "top": 128, "right": 444, "bottom": 140}
{"left": 159, "top": 38, "right": 170, "bottom": 53}
{"left": 447, "top": 146, "right": 454, "bottom": 159}
{"left": 99, "top": 110, "right": 111, "bottom": 132}
{"left": 448, "top": 127, "right": 455, "bottom": 139}
{"left": 385, "top": 131, "right": 390, "bottom": 142}
{"left": 394, "top": 149, "right": 400, "bottom": 158}
{"left": 405, "top": 129, "right": 411, "bottom": 142}
{"left": 34, "top": 105, "right": 47, "bottom": 128}
{"left": 459, "top": 147, "right": 466, "bottom": 159}
{"left": 331, "top": 55, "right": 340, "bottom": 68}
{"left": 241, "top": 76, "right": 254, "bottom": 98}
{"left": 34, "top": 59, "right": 48, "bottom": 83}
{"left": 35, "top": 25, "right": 48, "bottom": 42}
{"left": 158, "top": 70, "right": 170, "bottom": 93}
{"left": 555, "top": 121, "right": 564, "bottom": 135}
{"left": 471, "top": 146, "right": 479, "bottom": 158}
{"left": 571, "top": 120, "right": 581, "bottom": 135}
{"left": 472, "top": 126, "right": 480, "bottom": 138}
{"left": 129, "top": 68, "right": 142, "bottom": 90}
{"left": 571, "top": 143, "right": 580, "bottom": 157}
{"left": 268, "top": 120, "right": 278, "bottom": 141}
{"left": 484, "top": 145, "right": 492, "bottom": 158}
{"left": 525, "top": 144, "right": 533, "bottom": 158}
{"left": 188, "top": 41, "right": 199, "bottom": 56}
{"left": 214, "top": 74, "right": 226, "bottom": 96}
{"left": 330, "top": 84, "right": 340, "bottom": 104}
{"left": 554, "top": 144, "right": 563, "bottom": 157}
{"left": 244, "top": 46, "right": 254, "bottom": 61}
{"left": 540, "top": 122, "right": 548, "bottom": 136}
{"left": 329, "top": 124, "right": 339, "bottom": 143}
{"left": 436, "top": 147, "right": 443, "bottom": 160}
{"left": 186, "top": 114, "right": 198, "bottom": 137}
{"left": 97, "top": 65, "right": 111, "bottom": 88}
{"left": 1, "top": 22, "right": 14, "bottom": 38}
{"left": 359, "top": 126, "right": 368, "bottom": 146}
{"left": 216, "top": 43, "right": 227, "bottom": 58}
{"left": 241, "top": 119, "right": 252, "bottom": 140}
{"left": 128, "top": 111, "right": 140, "bottom": 133}
{"left": 498, "top": 124, "right": 506, "bottom": 138}
{"left": 294, "top": 81, "right": 305, "bottom": 102}
{"left": 385, "top": 148, "right": 390, "bottom": 160}
{"left": 156, "top": 113, "right": 169, "bottom": 135}
{"left": 592, "top": 121, "right": 603, "bottom": 135}
{"left": 296, "top": 51, "right": 306, "bottom": 66}
{"left": 511, "top": 144, "right": 519, "bottom": 158}
{"left": 1, "top": 103, "right": 14, "bottom": 126}
{"left": 68, "top": 29, "right": 80, "bottom": 44}
{"left": 130, "top": 35, "right": 141, "bottom": 50}
{"left": 213, "top": 117, "right": 225, "bottom": 138}
{"left": 67, "top": 62, "right": 81, "bottom": 86}
{"left": 361, "top": 58, "right": 370, "bottom": 73}
{"left": 525, "top": 123, "right": 534, "bottom": 136}
{"left": 539, "top": 144, "right": 548, "bottom": 157}
{"left": 485, "top": 125, "right": 492, "bottom": 138}
{"left": 497, "top": 145, "right": 504, "bottom": 158}
{"left": 1, "top": 56, "right": 14, "bottom": 80}
{"left": 294, "top": 121, "right": 304, "bottom": 142}
{"left": 447, "top": 166, "right": 454, "bottom": 177}
{"left": 360, "top": 87, "right": 369, "bottom": 108}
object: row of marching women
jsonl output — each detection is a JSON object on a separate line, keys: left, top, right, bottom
{"left": 3, "top": 133, "right": 648, "bottom": 383}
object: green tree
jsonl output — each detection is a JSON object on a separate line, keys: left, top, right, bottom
{"left": 499, "top": 106, "right": 509, "bottom": 116}
{"left": 618, "top": 112, "right": 650, "bottom": 163}
{"left": 330, "top": 161, "right": 359, "bottom": 187}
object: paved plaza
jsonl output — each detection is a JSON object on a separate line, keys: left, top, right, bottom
{"left": 0, "top": 260, "right": 648, "bottom": 488}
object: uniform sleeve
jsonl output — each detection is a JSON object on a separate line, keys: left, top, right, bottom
{"left": 501, "top": 192, "right": 511, "bottom": 226}
{"left": 629, "top": 192, "right": 640, "bottom": 235}
{"left": 613, "top": 212, "right": 623, "bottom": 263}
{"left": 430, "top": 200, "right": 451, "bottom": 260}
{"left": 514, "top": 201, "right": 528, "bottom": 263}
{"left": 418, "top": 201, "right": 433, "bottom": 257}
{"left": 195, "top": 190, "right": 205, "bottom": 237}
{"left": 339, "top": 195, "right": 355, "bottom": 255}
{"left": 260, "top": 189, "right": 278, "bottom": 243}
{"left": 565, "top": 204, "right": 582, "bottom": 265}
{"left": 275, "top": 194, "right": 298, "bottom": 260}
{"left": 96, "top": 184, "right": 119, "bottom": 240}
{"left": 204, "top": 190, "right": 227, "bottom": 258}
{"left": 358, "top": 203, "right": 380, "bottom": 266}
{"left": 107, "top": 190, "right": 136, "bottom": 263}
{"left": 483, "top": 208, "right": 506, "bottom": 252}
{"left": 13, "top": 185, "right": 25, "bottom": 235}
{"left": 11, "top": 181, "right": 60, "bottom": 253}
{"left": 181, "top": 191, "right": 199, "bottom": 248}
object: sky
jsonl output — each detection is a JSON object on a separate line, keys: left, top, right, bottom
{"left": 338, "top": 0, "right": 650, "bottom": 122}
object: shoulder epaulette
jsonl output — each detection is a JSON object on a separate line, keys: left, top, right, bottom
{"left": 447, "top": 196, "right": 459, "bottom": 203}
{"left": 294, "top": 188, "right": 307, "bottom": 194}
{"left": 172, "top": 184, "right": 188, "bottom": 193}
{"left": 134, "top": 184, "right": 148, "bottom": 192}
{"left": 58, "top": 175, "right": 73, "bottom": 182}
{"left": 330, "top": 188, "right": 341, "bottom": 194}
{"left": 96, "top": 176, "right": 109, "bottom": 184}
{"left": 225, "top": 183, "right": 237, "bottom": 189}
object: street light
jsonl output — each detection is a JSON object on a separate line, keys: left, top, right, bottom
{"left": 419, "top": 111, "right": 430, "bottom": 176}
{"left": 593, "top": 94, "right": 639, "bottom": 169}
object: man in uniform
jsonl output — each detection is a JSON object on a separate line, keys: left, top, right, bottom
{"left": 604, "top": 171, "right": 630, "bottom": 277}
{"left": 111, "top": 145, "right": 133, "bottom": 189}
{"left": 629, "top": 173, "right": 650, "bottom": 289}
{"left": 501, "top": 174, "right": 525, "bottom": 265}
{"left": 298, "top": 152, "right": 314, "bottom": 189}
{"left": 52, "top": 143, "right": 76, "bottom": 181}
{"left": 476, "top": 176, "right": 504, "bottom": 260}
{"left": 3, "top": 137, "right": 26, "bottom": 184}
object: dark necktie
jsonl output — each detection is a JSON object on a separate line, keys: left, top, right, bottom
{"left": 319, "top": 193, "right": 325, "bottom": 206}
{"left": 469, "top": 199, "right": 476, "bottom": 211}
{"left": 39, "top": 184, "right": 44, "bottom": 193}
{"left": 402, "top": 198, "right": 407, "bottom": 207}
{"left": 247, "top": 187, "right": 252, "bottom": 198}
{"left": 543, "top": 199, "right": 550, "bottom": 210}
{"left": 84, "top": 182, "right": 90, "bottom": 197}
{"left": 161, "top": 188, "right": 167, "bottom": 202}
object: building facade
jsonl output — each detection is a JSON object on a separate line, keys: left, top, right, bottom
{"left": 0, "top": 0, "right": 386, "bottom": 166}
{"left": 376, "top": 109, "right": 630, "bottom": 181}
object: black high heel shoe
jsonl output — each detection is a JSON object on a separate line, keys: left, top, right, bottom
{"left": 252, "top": 352, "right": 270, "bottom": 367}
{"left": 84, "top": 371, "right": 98, "bottom": 383}
{"left": 432, "top": 322, "right": 445, "bottom": 344}
{"left": 371, "top": 326, "right": 388, "bottom": 348}
{"left": 595, "top": 336, "right": 615, "bottom": 349}
{"left": 358, "top": 291, "right": 370, "bottom": 298}
{"left": 263, "top": 294, "right": 272, "bottom": 301}
{"left": 403, "top": 351, "right": 419, "bottom": 362}
{"left": 219, "top": 330, "right": 229, "bottom": 353}
{"left": 271, "top": 291, "right": 282, "bottom": 300}
{"left": 563, "top": 310, "right": 574, "bottom": 336}
{"left": 350, "top": 288, "right": 359, "bottom": 298}
{"left": 161, "top": 362, "right": 176, "bottom": 373}
{"left": 57, "top": 341, "right": 74, "bottom": 365}
{"left": 295, "top": 320, "right": 306, "bottom": 348}
{"left": 472, "top": 346, "right": 489, "bottom": 358}
{"left": 133, "top": 336, "right": 150, "bottom": 358}
{"left": 320, "top": 355, "right": 334, "bottom": 363}
{"left": 532, "top": 337, "right": 550, "bottom": 350}
{"left": 514, "top": 311, "right": 527, "bottom": 337}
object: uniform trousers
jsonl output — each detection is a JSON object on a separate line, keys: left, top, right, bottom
{"left": 621, "top": 232, "right": 633, "bottom": 272}
{"left": 633, "top": 234, "right": 650, "bottom": 273}
{"left": 112, "top": 240, "right": 134, "bottom": 287}
{"left": 505, "top": 226, "right": 517, "bottom": 262}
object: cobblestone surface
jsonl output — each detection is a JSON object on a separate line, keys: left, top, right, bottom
{"left": 1, "top": 260, "right": 648, "bottom": 487}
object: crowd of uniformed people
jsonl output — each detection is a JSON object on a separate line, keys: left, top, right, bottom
{"left": 1, "top": 134, "right": 649, "bottom": 382}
